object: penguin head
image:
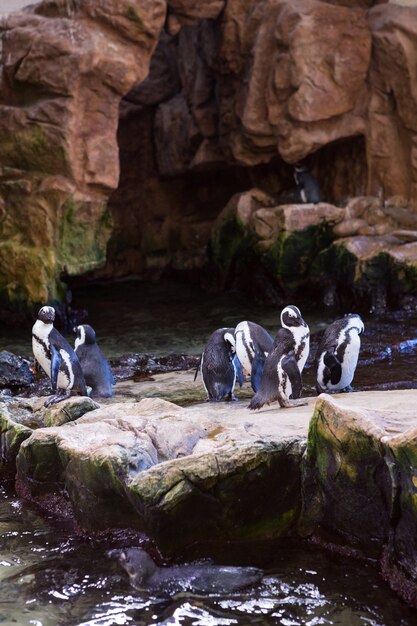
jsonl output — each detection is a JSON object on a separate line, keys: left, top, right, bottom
{"left": 37, "top": 306, "right": 55, "bottom": 324}
{"left": 281, "top": 305, "right": 307, "bottom": 329}
{"left": 74, "top": 324, "right": 96, "bottom": 345}
{"left": 345, "top": 313, "right": 365, "bottom": 335}
{"left": 294, "top": 162, "right": 308, "bottom": 173}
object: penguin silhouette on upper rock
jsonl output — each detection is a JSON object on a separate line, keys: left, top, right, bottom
{"left": 248, "top": 327, "right": 307, "bottom": 410}
{"left": 293, "top": 162, "right": 321, "bottom": 204}
{"left": 316, "top": 313, "right": 364, "bottom": 394}
{"left": 32, "top": 305, "right": 87, "bottom": 407}
{"left": 74, "top": 324, "right": 115, "bottom": 398}
{"left": 234, "top": 321, "right": 274, "bottom": 392}
{"left": 195, "top": 327, "right": 243, "bottom": 402}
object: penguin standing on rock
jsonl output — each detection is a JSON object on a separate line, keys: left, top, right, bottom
{"left": 74, "top": 324, "right": 115, "bottom": 398}
{"left": 280, "top": 305, "right": 310, "bottom": 373}
{"left": 195, "top": 327, "right": 243, "bottom": 402}
{"left": 293, "top": 162, "right": 321, "bottom": 204}
{"left": 316, "top": 314, "right": 364, "bottom": 394}
{"left": 32, "top": 306, "right": 87, "bottom": 407}
{"left": 234, "top": 321, "right": 274, "bottom": 392}
{"left": 248, "top": 328, "right": 307, "bottom": 410}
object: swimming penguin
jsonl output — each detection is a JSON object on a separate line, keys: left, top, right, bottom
{"left": 32, "top": 306, "right": 87, "bottom": 407}
{"left": 74, "top": 324, "right": 115, "bottom": 397}
{"left": 280, "top": 305, "right": 310, "bottom": 372}
{"left": 234, "top": 321, "right": 274, "bottom": 392}
{"left": 293, "top": 162, "right": 321, "bottom": 204}
{"left": 195, "top": 327, "right": 243, "bottom": 402}
{"left": 248, "top": 328, "right": 307, "bottom": 410}
{"left": 111, "top": 547, "right": 263, "bottom": 594}
{"left": 316, "top": 314, "right": 364, "bottom": 394}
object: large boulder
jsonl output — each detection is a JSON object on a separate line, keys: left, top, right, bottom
{"left": 300, "top": 391, "right": 417, "bottom": 604}
{"left": 15, "top": 394, "right": 312, "bottom": 552}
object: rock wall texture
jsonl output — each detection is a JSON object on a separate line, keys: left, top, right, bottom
{"left": 3, "top": 0, "right": 417, "bottom": 310}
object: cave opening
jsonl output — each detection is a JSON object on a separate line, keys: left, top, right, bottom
{"left": 70, "top": 26, "right": 369, "bottom": 301}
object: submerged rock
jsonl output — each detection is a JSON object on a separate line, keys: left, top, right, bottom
{"left": 112, "top": 546, "right": 263, "bottom": 593}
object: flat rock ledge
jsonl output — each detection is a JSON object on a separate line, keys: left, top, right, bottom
{"left": 2, "top": 376, "right": 417, "bottom": 606}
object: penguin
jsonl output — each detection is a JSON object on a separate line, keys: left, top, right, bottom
{"left": 234, "top": 321, "right": 274, "bottom": 392}
{"left": 280, "top": 305, "right": 310, "bottom": 373}
{"left": 316, "top": 313, "right": 364, "bottom": 394}
{"left": 293, "top": 162, "right": 321, "bottom": 204}
{"left": 194, "top": 327, "right": 243, "bottom": 402}
{"left": 74, "top": 324, "right": 115, "bottom": 398}
{"left": 32, "top": 306, "right": 87, "bottom": 407}
{"left": 111, "top": 547, "right": 263, "bottom": 594}
{"left": 248, "top": 328, "right": 307, "bottom": 410}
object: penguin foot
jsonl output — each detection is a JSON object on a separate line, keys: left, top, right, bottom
{"left": 44, "top": 389, "right": 72, "bottom": 407}
{"left": 280, "top": 398, "right": 308, "bottom": 409}
{"left": 342, "top": 385, "right": 353, "bottom": 393}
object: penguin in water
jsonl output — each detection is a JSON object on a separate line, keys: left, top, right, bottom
{"left": 32, "top": 306, "right": 87, "bottom": 407}
{"left": 110, "top": 547, "right": 263, "bottom": 594}
{"left": 74, "top": 324, "right": 115, "bottom": 398}
{"left": 248, "top": 327, "right": 307, "bottom": 410}
{"left": 280, "top": 305, "right": 310, "bottom": 373}
{"left": 316, "top": 314, "right": 364, "bottom": 394}
{"left": 234, "top": 321, "right": 274, "bottom": 392}
{"left": 195, "top": 327, "right": 243, "bottom": 401}
{"left": 293, "top": 162, "right": 321, "bottom": 204}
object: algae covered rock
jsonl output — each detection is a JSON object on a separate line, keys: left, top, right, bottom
{"left": 0, "top": 395, "right": 100, "bottom": 475}
{"left": 300, "top": 393, "right": 392, "bottom": 551}
{"left": 15, "top": 395, "right": 307, "bottom": 551}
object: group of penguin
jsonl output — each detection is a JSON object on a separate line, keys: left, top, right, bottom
{"left": 32, "top": 305, "right": 114, "bottom": 406}
{"left": 195, "top": 305, "right": 365, "bottom": 410}
{"left": 31, "top": 302, "right": 364, "bottom": 411}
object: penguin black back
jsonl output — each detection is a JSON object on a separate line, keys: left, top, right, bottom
{"left": 249, "top": 328, "right": 304, "bottom": 410}
{"left": 74, "top": 324, "right": 114, "bottom": 398}
{"left": 198, "top": 327, "right": 240, "bottom": 402}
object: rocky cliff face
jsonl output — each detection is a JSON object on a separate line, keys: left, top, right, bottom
{"left": 2, "top": 0, "right": 417, "bottom": 312}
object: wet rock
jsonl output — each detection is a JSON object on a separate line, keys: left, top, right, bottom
{"left": 0, "top": 351, "right": 33, "bottom": 389}
{"left": 300, "top": 391, "right": 417, "bottom": 604}
{"left": 111, "top": 353, "right": 200, "bottom": 382}
{"left": 112, "top": 546, "right": 263, "bottom": 593}
{"left": 15, "top": 394, "right": 311, "bottom": 551}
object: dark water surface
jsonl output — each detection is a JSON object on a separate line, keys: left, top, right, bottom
{"left": 1, "top": 279, "right": 417, "bottom": 625}
{"left": 1, "top": 485, "right": 416, "bottom": 626}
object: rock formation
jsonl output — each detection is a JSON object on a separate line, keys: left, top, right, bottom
{"left": 2, "top": 373, "right": 417, "bottom": 605}
{"left": 3, "top": 0, "right": 417, "bottom": 311}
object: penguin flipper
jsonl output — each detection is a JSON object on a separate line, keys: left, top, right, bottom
{"left": 323, "top": 349, "right": 342, "bottom": 385}
{"left": 233, "top": 355, "right": 244, "bottom": 388}
{"left": 250, "top": 349, "right": 266, "bottom": 393}
{"left": 281, "top": 353, "right": 302, "bottom": 399}
{"left": 50, "top": 344, "right": 63, "bottom": 391}
{"left": 194, "top": 355, "right": 202, "bottom": 382}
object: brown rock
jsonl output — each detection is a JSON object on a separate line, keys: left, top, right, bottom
{"left": 333, "top": 218, "right": 369, "bottom": 238}
{"left": 0, "top": 0, "right": 166, "bottom": 305}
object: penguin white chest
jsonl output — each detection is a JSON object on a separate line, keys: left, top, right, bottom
{"left": 338, "top": 331, "right": 361, "bottom": 389}
{"left": 32, "top": 320, "right": 52, "bottom": 376}
{"left": 234, "top": 322, "right": 254, "bottom": 373}
{"left": 291, "top": 326, "right": 310, "bottom": 372}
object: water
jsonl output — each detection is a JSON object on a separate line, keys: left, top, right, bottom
{"left": 1, "top": 485, "right": 416, "bottom": 626}
{"left": 2, "top": 279, "right": 417, "bottom": 624}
